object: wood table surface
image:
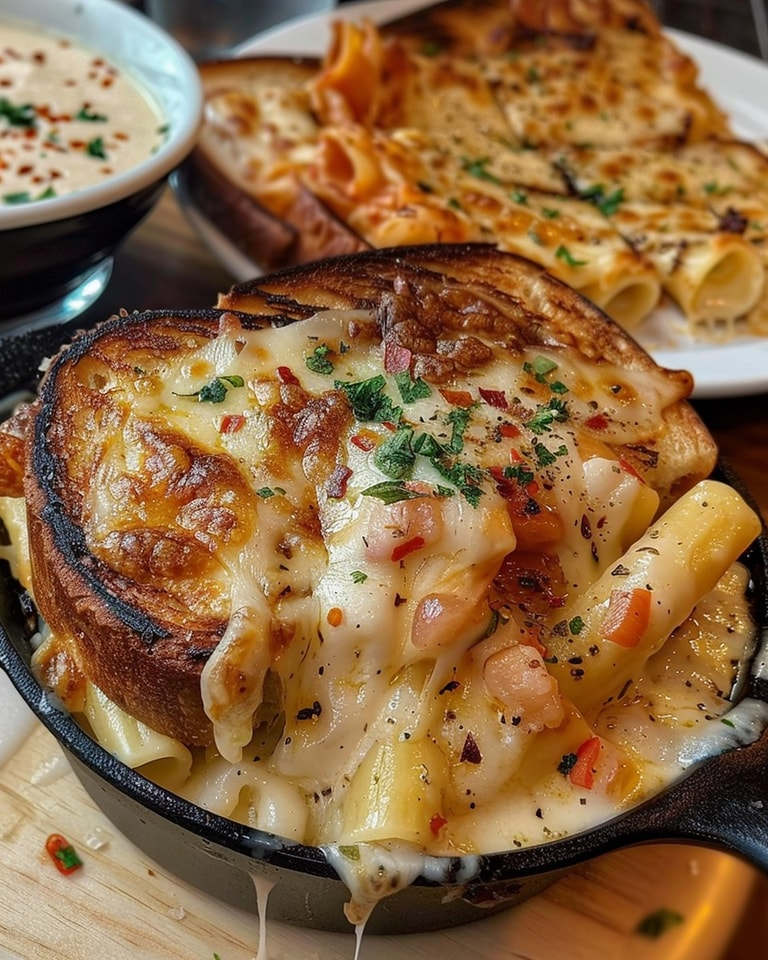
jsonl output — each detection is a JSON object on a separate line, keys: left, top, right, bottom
{"left": 1, "top": 186, "right": 767, "bottom": 959}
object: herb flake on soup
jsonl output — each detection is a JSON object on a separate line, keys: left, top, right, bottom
{"left": 0, "top": 20, "right": 166, "bottom": 206}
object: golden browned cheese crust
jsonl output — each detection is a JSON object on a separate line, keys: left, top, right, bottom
{"left": 21, "top": 249, "right": 716, "bottom": 747}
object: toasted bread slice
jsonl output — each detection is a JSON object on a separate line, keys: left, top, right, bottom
{"left": 189, "top": 56, "right": 368, "bottom": 270}
{"left": 22, "top": 248, "right": 716, "bottom": 748}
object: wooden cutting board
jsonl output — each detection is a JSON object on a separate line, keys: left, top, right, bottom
{"left": 0, "top": 715, "right": 756, "bottom": 960}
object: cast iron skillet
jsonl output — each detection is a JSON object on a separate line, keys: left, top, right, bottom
{"left": 1, "top": 327, "right": 768, "bottom": 935}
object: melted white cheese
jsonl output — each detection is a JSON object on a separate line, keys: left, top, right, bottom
{"left": 1, "top": 307, "right": 762, "bottom": 931}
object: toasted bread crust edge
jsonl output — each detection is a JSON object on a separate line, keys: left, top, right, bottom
{"left": 25, "top": 310, "right": 251, "bottom": 745}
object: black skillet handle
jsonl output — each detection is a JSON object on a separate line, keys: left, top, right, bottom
{"left": 610, "top": 715, "right": 768, "bottom": 873}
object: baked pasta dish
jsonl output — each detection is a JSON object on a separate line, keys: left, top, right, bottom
{"left": 190, "top": 0, "right": 768, "bottom": 341}
{"left": 0, "top": 247, "right": 762, "bottom": 916}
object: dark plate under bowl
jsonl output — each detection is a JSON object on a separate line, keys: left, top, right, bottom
{"left": 1, "top": 329, "right": 767, "bottom": 934}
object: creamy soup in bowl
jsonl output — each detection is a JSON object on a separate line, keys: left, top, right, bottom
{"left": 0, "top": 0, "right": 201, "bottom": 326}
{"left": 0, "top": 21, "right": 166, "bottom": 208}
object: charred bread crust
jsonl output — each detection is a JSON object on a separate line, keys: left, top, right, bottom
{"left": 25, "top": 309, "right": 265, "bottom": 745}
{"left": 24, "top": 250, "right": 716, "bottom": 747}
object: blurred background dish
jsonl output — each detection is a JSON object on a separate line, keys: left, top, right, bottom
{"left": 172, "top": 0, "right": 768, "bottom": 398}
{"left": 143, "top": 0, "right": 338, "bottom": 60}
{"left": 0, "top": 0, "right": 202, "bottom": 334}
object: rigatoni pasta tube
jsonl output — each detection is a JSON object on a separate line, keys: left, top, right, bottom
{"left": 613, "top": 203, "right": 765, "bottom": 326}
{"left": 341, "top": 737, "right": 448, "bottom": 845}
{"left": 549, "top": 479, "right": 762, "bottom": 714}
{"left": 83, "top": 682, "right": 192, "bottom": 790}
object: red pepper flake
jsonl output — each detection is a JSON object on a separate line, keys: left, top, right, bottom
{"left": 327, "top": 464, "right": 353, "bottom": 499}
{"left": 384, "top": 339, "right": 412, "bottom": 375}
{"left": 429, "top": 813, "right": 448, "bottom": 836}
{"left": 391, "top": 535, "right": 426, "bottom": 563}
{"left": 45, "top": 834, "right": 83, "bottom": 875}
{"left": 479, "top": 387, "right": 508, "bottom": 409}
{"left": 439, "top": 388, "right": 474, "bottom": 408}
{"left": 277, "top": 365, "right": 300, "bottom": 385}
{"left": 220, "top": 413, "right": 246, "bottom": 434}
{"left": 584, "top": 413, "right": 609, "bottom": 430}
{"left": 327, "top": 607, "right": 344, "bottom": 627}
{"left": 618, "top": 458, "right": 645, "bottom": 483}
{"left": 569, "top": 737, "right": 602, "bottom": 789}
{"left": 350, "top": 430, "right": 377, "bottom": 452}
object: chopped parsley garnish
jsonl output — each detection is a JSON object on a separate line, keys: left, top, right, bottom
{"left": 3, "top": 184, "right": 58, "bottom": 205}
{"left": 568, "top": 616, "right": 585, "bottom": 635}
{"left": 703, "top": 180, "right": 732, "bottom": 197}
{"left": 3, "top": 191, "right": 32, "bottom": 204}
{"left": 461, "top": 155, "right": 502, "bottom": 185}
{"left": 523, "top": 355, "right": 568, "bottom": 394}
{"left": 394, "top": 371, "right": 432, "bottom": 403}
{"left": 0, "top": 97, "right": 36, "bottom": 128}
{"left": 432, "top": 460, "right": 486, "bottom": 507}
{"left": 524, "top": 356, "right": 558, "bottom": 382}
{"left": 412, "top": 432, "right": 444, "bottom": 460}
{"left": 446, "top": 405, "right": 472, "bottom": 453}
{"left": 86, "top": 136, "right": 108, "bottom": 159}
{"left": 374, "top": 427, "right": 416, "bottom": 479}
{"left": 635, "top": 907, "right": 684, "bottom": 938}
{"left": 76, "top": 105, "right": 108, "bottom": 122}
{"left": 528, "top": 397, "right": 569, "bottom": 434}
{"left": 555, "top": 244, "right": 587, "bottom": 267}
{"left": 361, "top": 481, "right": 427, "bottom": 504}
{"left": 256, "top": 487, "right": 277, "bottom": 499}
{"left": 510, "top": 188, "right": 528, "bottom": 204}
{"left": 350, "top": 570, "right": 368, "bottom": 583}
{"left": 502, "top": 464, "right": 535, "bottom": 487}
{"left": 199, "top": 375, "right": 244, "bottom": 403}
{"left": 533, "top": 441, "right": 568, "bottom": 468}
{"left": 335, "top": 375, "right": 402, "bottom": 423}
{"left": 578, "top": 183, "right": 625, "bottom": 216}
{"left": 176, "top": 374, "right": 244, "bottom": 403}
{"left": 306, "top": 343, "right": 335, "bottom": 374}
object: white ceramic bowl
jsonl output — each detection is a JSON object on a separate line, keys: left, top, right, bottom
{"left": 0, "top": 0, "right": 202, "bottom": 328}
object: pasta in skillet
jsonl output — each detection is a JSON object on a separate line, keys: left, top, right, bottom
{"left": 0, "top": 245, "right": 762, "bottom": 925}
{"left": 2, "top": 278, "right": 760, "bottom": 859}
